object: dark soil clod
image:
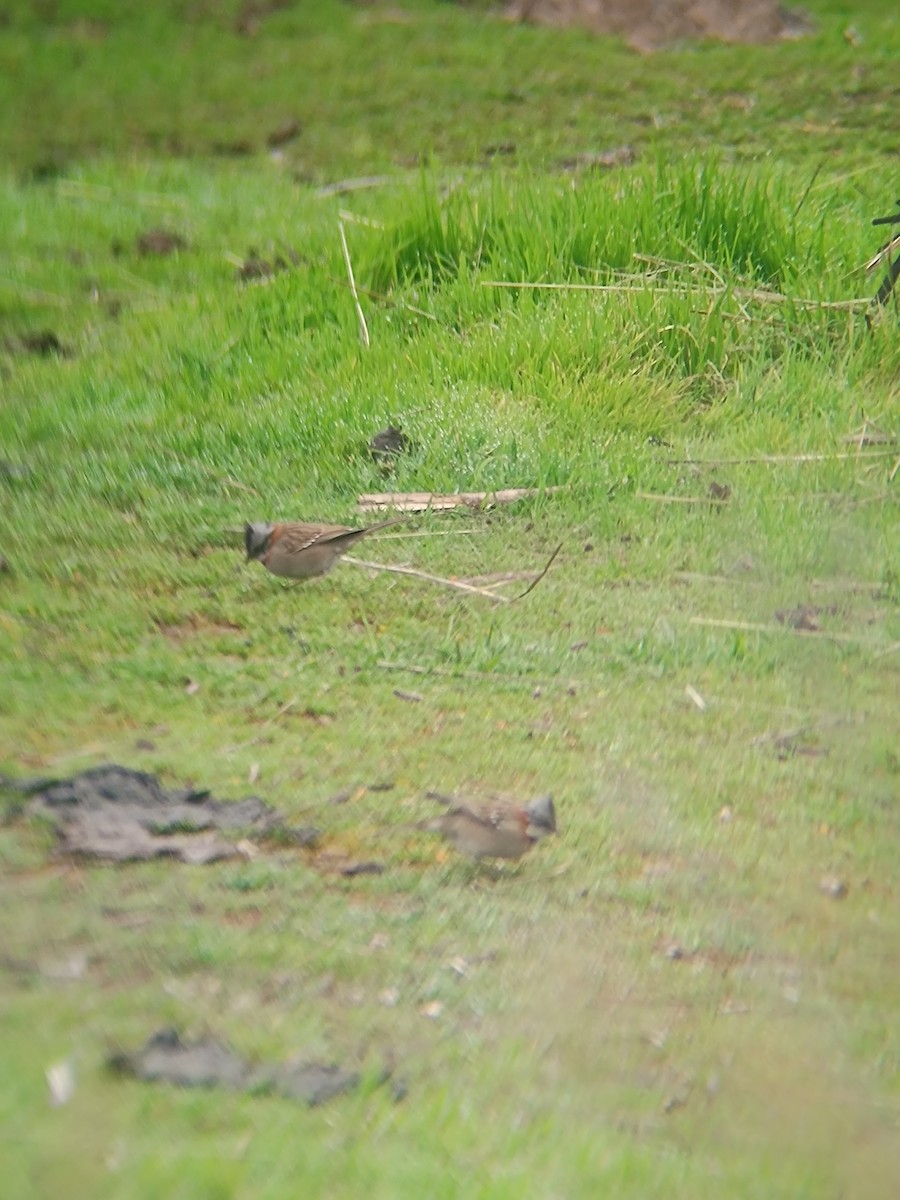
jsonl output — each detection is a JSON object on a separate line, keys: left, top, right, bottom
{"left": 15, "top": 763, "right": 305, "bottom": 863}
{"left": 110, "top": 1028, "right": 381, "bottom": 1106}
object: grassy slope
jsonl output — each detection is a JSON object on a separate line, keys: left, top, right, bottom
{"left": 1, "top": 2, "right": 899, "bottom": 1197}
{"left": 1, "top": 0, "right": 898, "bottom": 171}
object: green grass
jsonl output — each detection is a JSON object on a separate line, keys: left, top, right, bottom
{"left": 1, "top": 0, "right": 898, "bottom": 173}
{"left": 1, "top": 1, "right": 899, "bottom": 1196}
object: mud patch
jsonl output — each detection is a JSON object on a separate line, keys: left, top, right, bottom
{"left": 7, "top": 764, "right": 318, "bottom": 863}
{"left": 4, "top": 330, "right": 73, "bottom": 357}
{"left": 154, "top": 613, "right": 244, "bottom": 641}
{"left": 110, "top": 1027, "right": 398, "bottom": 1105}
{"left": 506, "top": 0, "right": 812, "bottom": 52}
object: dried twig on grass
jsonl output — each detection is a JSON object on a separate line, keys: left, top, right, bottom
{"left": 323, "top": 271, "right": 437, "bottom": 321}
{"left": 674, "top": 572, "right": 888, "bottom": 595}
{"left": 689, "top": 616, "right": 883, "bottom": 647}
{"left": 357, "top": 486, "right": 567, "bottom": 514}
{"left": 338, "top": 219, "right": 369, "bottom": 348}
{"left": 344, "top": 556, "right": 510, "bottom": 602}
{"left": 481, "top": 279, "right": 870, "bottom": 312}
{"left": 841, "top": 421, "right": 896, "bottom": 449}
{"left": 461, "top": 570, "right": 538, "bottom": 594}
{"left": 337, "top": 209, "right": 385, "bottom": 230}
{"left": 673, "top": 572, "right": 762, "bottom": 586}
{"left": 665, "top": 450, "right": 897, "bottom": 467}
{"left": 509, "top": 543, "right": 562, "bottom": 603}
{"left": 376, "top": 528, "right": 486, "bottom": 539}
{"left": 750, "top": 714, "right": 847, "bottom": 749}
{"left": 867, "top": 202, "right": 900, "bottom": 310}
{"left": 809, "top": 578, "right": 890, "bottom": 594}
{"left": 872, "top": 255, "right": 900, "bottom": 309}
{"left": 57, "top": 179, "right": 189, "bottom": 210}
{"left": 345, "top": 541, "right": 561, "bottom": 605}
{"left": 222, "top": 698, "right": 299, "bottom": 755}
{"left": 637, "top": 491, "right": 729, "bottom": 505}
{"left": 316, "top": 175, "right": 393, "bottom": 198}
{"left": 376, "top": 661, "right": 580, "bottom": 690}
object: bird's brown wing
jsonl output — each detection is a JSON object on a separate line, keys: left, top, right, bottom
{"left": 447, "top": 802, "right": 518, "bottom": 833}
{"left": 426, "top": 791, "right": 519, "bottom": 832}
{"left": 279, "top": 522, "right": 353, "bottom": 554}
{"left": 280, "top": 518, "right": 402, "bottom": 556}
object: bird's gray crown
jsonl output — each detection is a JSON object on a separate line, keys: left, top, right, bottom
{"left": 244, "top": 522, "right": 274, "bottom": 560}
{"left": 525, "top": 793, "right": 556, "bottom": 834}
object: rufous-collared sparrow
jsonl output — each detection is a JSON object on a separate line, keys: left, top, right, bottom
{"left": 244, "top": 518, "right": 401, "bottom": 581}
{"left": 420, "top": 792, "right": 557, "bottom": 861}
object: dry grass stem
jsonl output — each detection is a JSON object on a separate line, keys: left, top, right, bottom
{"left": 685, "top": 684, "right": 708, "bottom": 711}
{"left": 218, "top": 476, "right": 259, "bottom": 495}
{"left": 322, "top": 269, "right": 438, "bottom": 320}
{"left": 808, "top": 578, "right": 889, "bottom": 593}
{"left": 673, "top": 572, "right": 762, "bottom": 586}
{"left": 345, "top": 542, "right": 560, "bottom": 603}
{"left": 337, "top": 208, "right": 386, "bottom": 229}
{"left": 56, "top": 179, "right": 189, "bottom": 208}
{"left": 316, "top": 175, "right": 393, "bottom": 198}
{"left": 509, "top": 542, "right": 562, "bottom": 603}
{"left": 376, "top": 661, "right": 580, "bottom": 689}
{"left": 463, "top": 570, "right": 536, "bottom": 586}
{"left": 338, "top": 219, "right": 370, "bottom": 348}
{"left": 343, "top": 556, "right": 510, "bottom": 602}
{"left": 864, "top": 232, "right": 900, "bottom": 274}
{"left": 690, "top": 616, "right": 884, "bottom": 646}
{"left": 357, "top": 486, "right": 567, "bottom": 513}
{"left": 223, "top": 699, "right": 298, "bottom": 754}
{"left": 665, "top": 450, "right": 897, "bottom": 467}
{"left": 481, "top": 279, "right": 870, "bottom": 311}
{"left": 638, "top": 491, "right": 729, "bottom": 505}
{"left": 842, "top": 421, "right": 895, "bottom": 448}
{"left": 0, "top": 279, "right": 71, "bottom": 308}
{"left": 375, "top": 529, "right": 486, "bottom": 539}
{"left": 674, "top": 573, "right": 888, "bottom": 594}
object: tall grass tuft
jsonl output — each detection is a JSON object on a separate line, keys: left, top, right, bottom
{"left": 369, "top": 159, "right": 820, "bottom": 293}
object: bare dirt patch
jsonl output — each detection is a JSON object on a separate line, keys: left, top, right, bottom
{"left": 11, "top": 764, "right": 318, "bottom": 863}
{"left": 154, "top": 613, "right": 244, "bottom": 641}
{"left": 506, "top": 0, "right": 812, "bottom": 52}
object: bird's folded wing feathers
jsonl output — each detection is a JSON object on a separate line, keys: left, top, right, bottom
{"left": 285, "top": 524, "right": 351, "bottom": 553}
{"left": 449, "top": 803, "right": 507, "bottom": 831}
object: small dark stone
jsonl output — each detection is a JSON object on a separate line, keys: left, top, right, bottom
{"left": 22, "top": 763, "right": 284, "bottom": 862}
{"left": 819, "top": 875, "right": 848, "bottom": 900}
{"left": 267, "top": 119, "right": 301, "bottom": 148}
{"left": 775, "top": 604, "right": 822, "bottom": 632}
{"left": 340, "top": 860, "right": 385, "bottom": 877}
{"left": 708, "top": 481, "right": 731, "bottom": 503}
{"left": 212, "top": 139, "right": 254, "bottom": 157}
{"left": 0, "top": 459, "right": 32, "bottom": 482}
{"left": 483, "top": 142, "right": 517, "bottom": 158}
{"left": 136, "top": 229, "right": 187, "bottom": 256}
{"left": 110, "top": 1028, "right": 390, "bottom": 1108}
{"left": 369, "top": 426, "right": 409, "bottom": 463}
{"left": 19, "top": 330, "right": 70, "bottom": 357}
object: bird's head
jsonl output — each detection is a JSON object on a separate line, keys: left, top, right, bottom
{"left": 244, "top": 522, "right": 274, "bottom": 561}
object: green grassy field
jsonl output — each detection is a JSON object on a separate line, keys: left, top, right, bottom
{"left": 1, "top": 1, "right": 899, "bottom": 1196}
